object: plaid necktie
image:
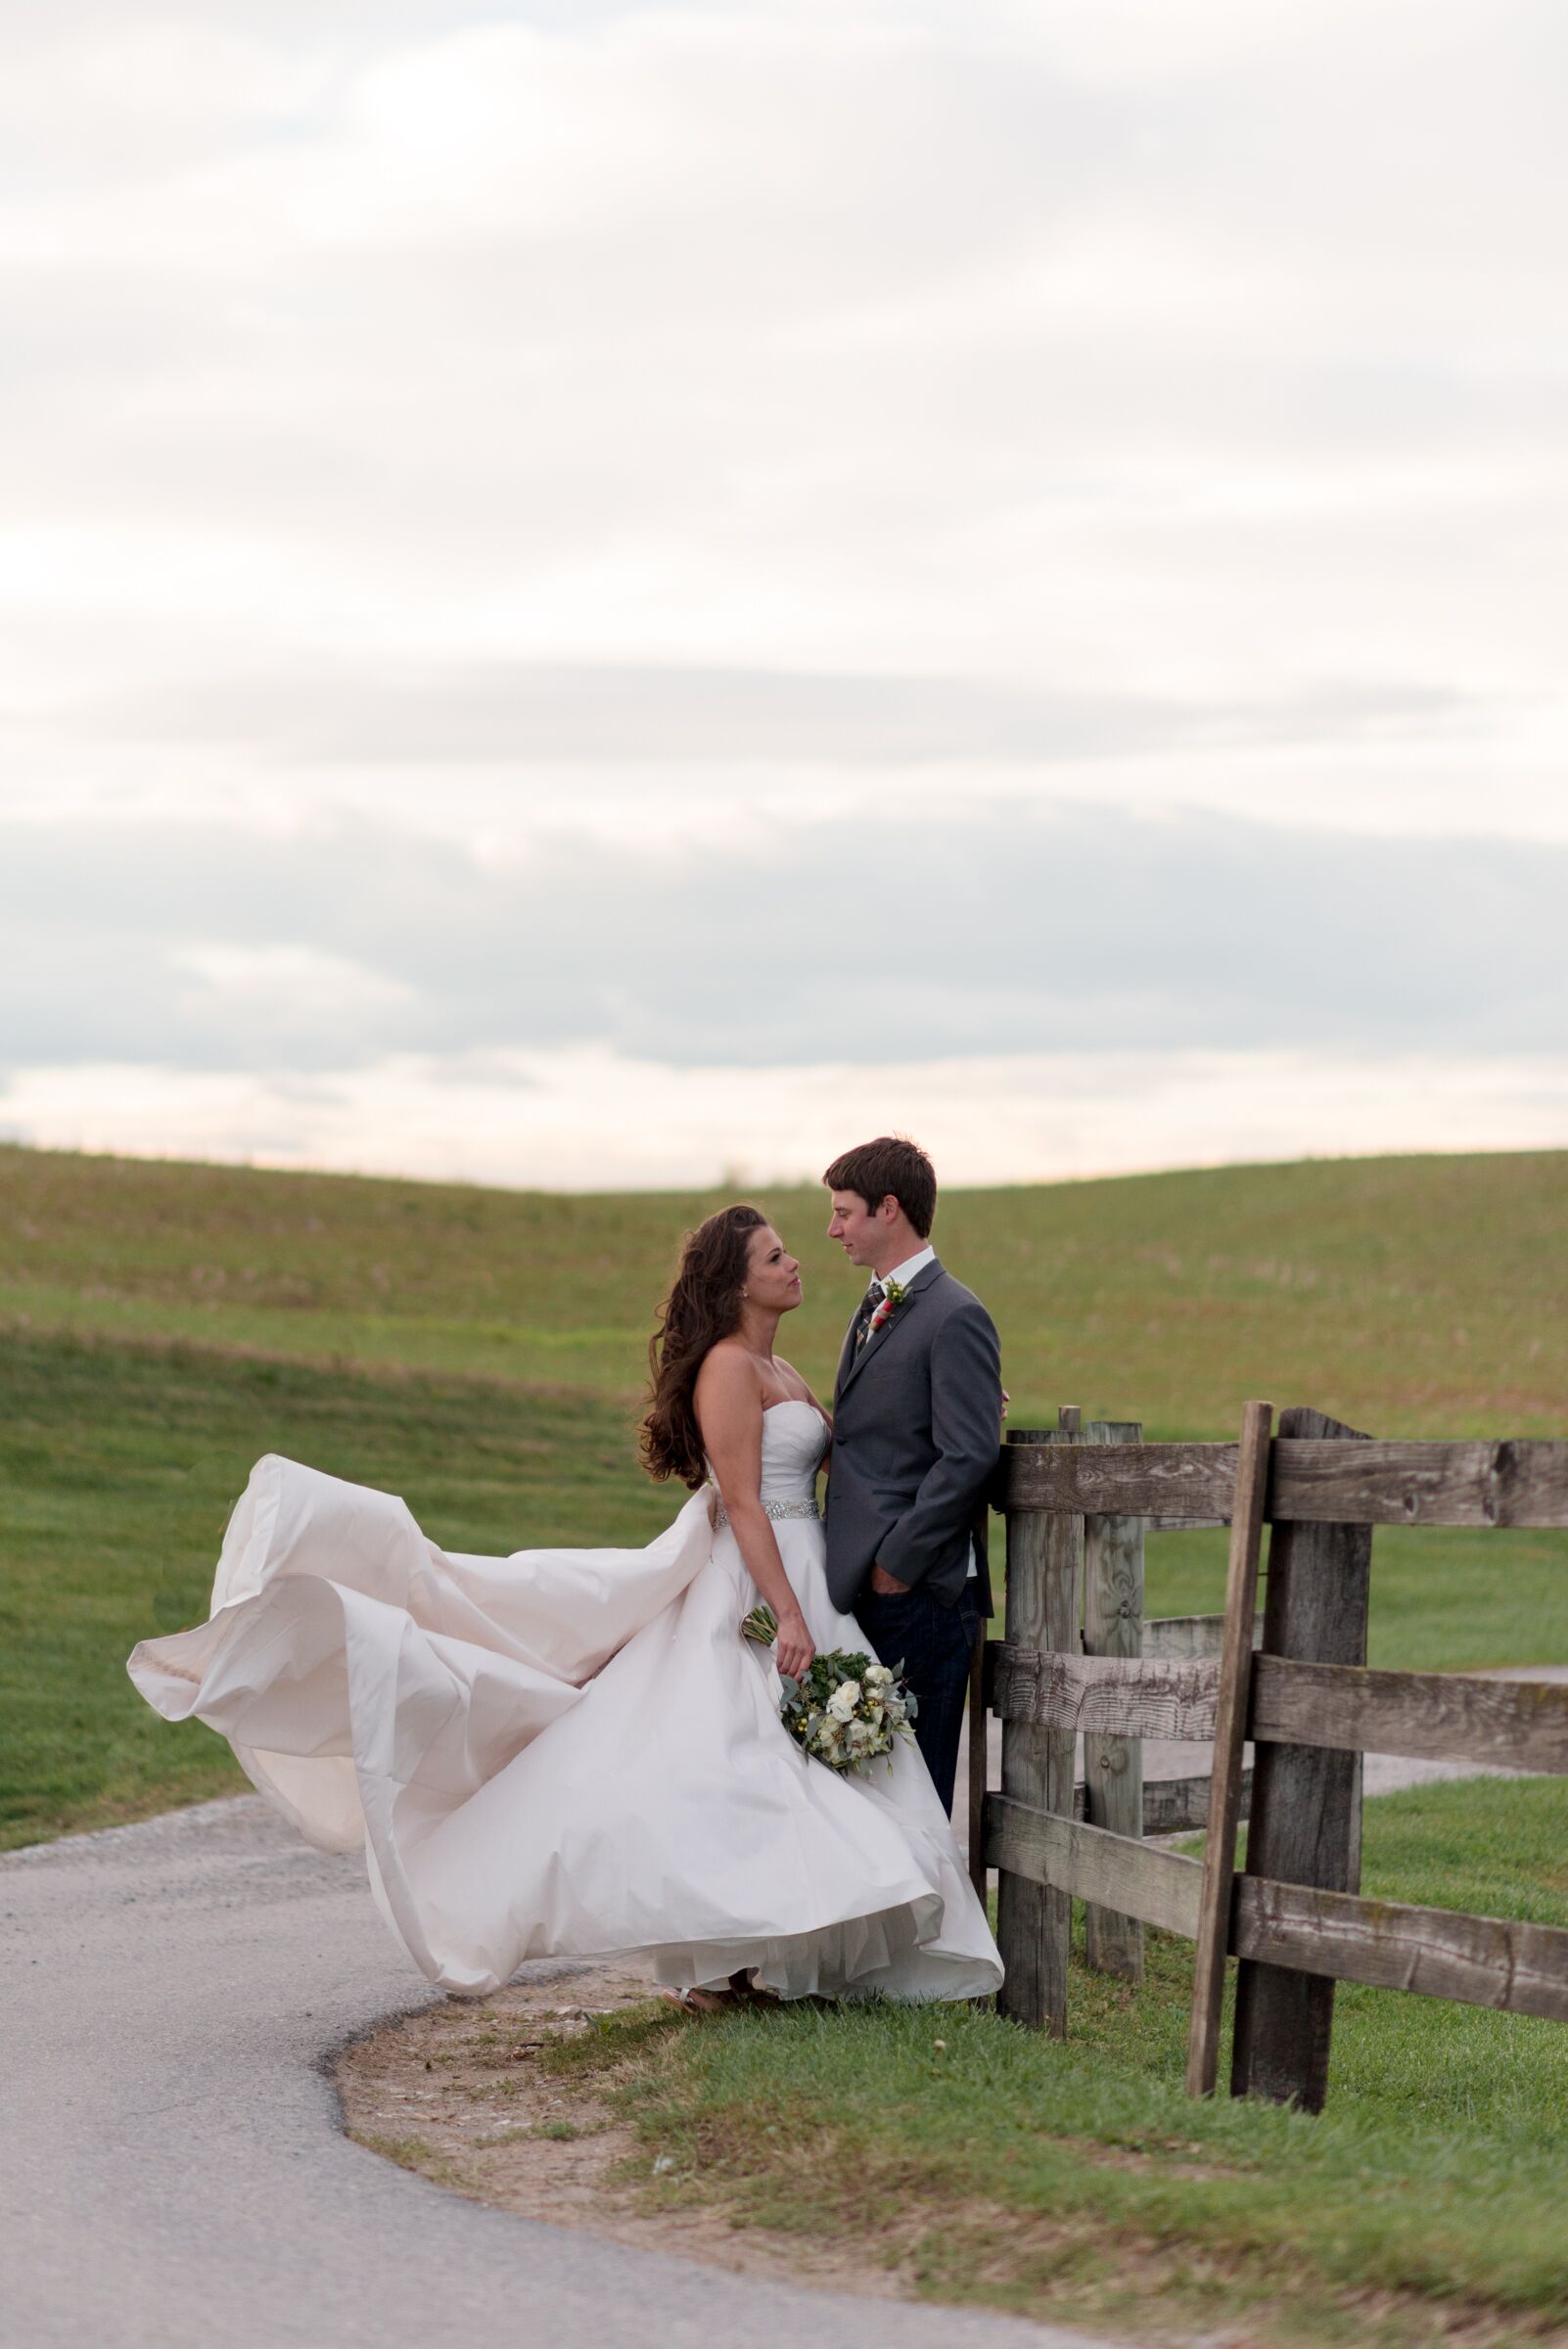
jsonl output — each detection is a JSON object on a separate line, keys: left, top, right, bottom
{"left": 853, "top": 1279, "right": 886, "bottom": 1350}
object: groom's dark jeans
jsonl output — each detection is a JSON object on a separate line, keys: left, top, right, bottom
{"left": 855, "top": 1577, "right": 981, "bottom": 1816}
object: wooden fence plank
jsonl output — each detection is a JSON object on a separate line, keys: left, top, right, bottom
{"left": 986, "top": 1794, "right": 1203, "bottom": 1939}
{"left": 1251, "top": 1657, "right": 1568, "bottom": 1775}
{"left": 1144, "top": 1767, "right": 1252, "bottom": 1838}
{"left": 1145, "top": 1613, "right": 1262, "bottom": 1661}
{"left": 1084, "top": 1420, "right": 1146, "bottom": 1981}
{"left": 995, "top": 1431, "right": 1053, "bottom": 2033}
{"left": 995, "top": 1436, "right": 1568, "bottom": 1532}
{"left": 996, "top": 1413, "right": 1083, "bottom": 2034}
{"left": 992, "top": 1649, "right": 1222, "bottom": 1740}
{"left": 1269, "top": 1439, "right": 1568, "bottom": 1530}
{"left": 1036, "top": 1409, "right": 1084, "bottom": 2040}
{"left": 1185, "top": 1400, "right": 1273, "bottom": 2097}
{"left": 1232, "top": 1878, "right": 1568, "bottom": 2023}
{"left": 1231, "top": 1408, "right": 1372, "bottom": 2113}
{"left": 998, "top": 1442, "right": 1237, "bottom": 1520}
{"left": 995, "top": 1768, "right": 1253, "bottom": 1835}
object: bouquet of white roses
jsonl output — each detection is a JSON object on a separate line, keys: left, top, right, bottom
{"left": 742, "top": 1605, "right": 918, "bottom": 1775}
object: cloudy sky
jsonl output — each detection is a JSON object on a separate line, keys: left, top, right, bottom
{"left": 4, "top": 0, "right": 1565, "bottom": 1187}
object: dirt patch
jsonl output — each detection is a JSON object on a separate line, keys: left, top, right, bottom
{"left": 337, "top": 1971, "right": 1568, "bottom": 2349}
{"left": 335, "top": 1958, "right": 909, "bottom": 2300}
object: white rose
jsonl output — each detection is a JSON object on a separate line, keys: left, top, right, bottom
{"left": 864, "top": 1664, "right": 893, "bottom": 1688}
{"left": 826, "top": 1680, "right": 860, "bottom": 1721}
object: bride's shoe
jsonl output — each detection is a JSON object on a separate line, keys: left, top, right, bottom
{"left": 658, "top": 1968, "right": 781, "bottom": 2016}
{"left": 660, "top": 1987, "right": 735, "bottom": 2016}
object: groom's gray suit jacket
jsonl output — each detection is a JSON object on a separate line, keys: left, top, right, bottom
{"left": 822, "top": 1257, "right": 1001, "bottom": 1616}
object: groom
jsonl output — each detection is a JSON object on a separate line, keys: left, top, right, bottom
{"left": 821, "top": 1135, "right": 1003, "bottom": 1815}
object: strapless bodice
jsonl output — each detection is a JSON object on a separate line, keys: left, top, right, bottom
{"left": 706, "top": 1398, "right": 828, "bottom": 1512}
{"left": 760, "top": 1399, "right": 830, "bottom": 1502}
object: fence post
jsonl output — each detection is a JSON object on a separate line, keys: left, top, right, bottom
{"left": 1186, "top": 1399, "right": 1273, "bottom": 2096}
{"left": 1230, "top": 1406, "right": 1372, "bottom": 2112}
{"left": 996, "top": 1406, "right": 1084, "bottom": 2035}
{"left": 1083, "top": 1420, "right": 1145, "bottom": 1980}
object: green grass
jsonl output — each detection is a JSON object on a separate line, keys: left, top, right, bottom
{"left": 5, "top": 1140, "right": 1566, "bottom": 1434}
{"left": 0, "top": 1330, "right": 671, "bottom": 1850}
{"left": 3, "top": 1327, "right": 1562, "bottom": 1854}
{"left": 2, "top": 1142, "right": 1564, "bottom": 1848}
{"left": 560, "top": 1776, "right": 1568, "bottom": 2346}
{"left": 1135, "top": 1522, "right": 1568, "bottom": 1673}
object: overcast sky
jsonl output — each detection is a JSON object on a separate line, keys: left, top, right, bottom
{"left": 4, "top": 0, "right": 1565, "bottom": 1187}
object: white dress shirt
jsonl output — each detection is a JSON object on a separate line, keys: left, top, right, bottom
{"left": 873, "top": 1244, "right": 936, "bottom": 1294}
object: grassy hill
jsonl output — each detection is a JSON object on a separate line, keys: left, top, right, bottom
{"left": 4, "top": 1141, "right": 1565, "bottom": 1433}
{"left": 1, "top": 1142, "right": 1564, "bottom": 1849}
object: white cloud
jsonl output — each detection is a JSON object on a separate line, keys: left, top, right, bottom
{"left": 2, "top": 0, "right": 1563, "bottom": 728}
{"left": 1, "top": 0, "right": 1564, "bottom": 1183}
{"left": 170, "top": 943, "right": 417, "bottom": 1020}
{"left": 2, "top": 806, "right": 1563, "bottom": 1077}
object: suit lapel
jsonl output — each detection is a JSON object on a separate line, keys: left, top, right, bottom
{"left": 833, "top": 1309, "right": 861, "bottom": 1405}
{"left": 836, "top": 1258, "right": 942, "bottom": 1402}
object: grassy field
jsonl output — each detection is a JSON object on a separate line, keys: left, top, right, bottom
{"left": 540, "top": 1774, "right": 1568, "bottom": 2348}
{"left": 4, "top": 1140, "right": 1566, "bottom": 1434}
{"left": 0, "top": 1331, "right": 673, "bottom": 1850}
{"left": 2, "top": 1141, "right": 1565, "bottom": 1848}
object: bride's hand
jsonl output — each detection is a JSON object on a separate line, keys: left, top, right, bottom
{"left": 774, "top": 1609, "right": 815, "bottom": 1683}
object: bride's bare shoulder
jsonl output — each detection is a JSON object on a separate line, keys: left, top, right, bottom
{"left": 694, "top": 1339, "right": 761, "bottom": 1401}
{"left": 694, "top": 1342, "right": 765, "bottom": 1453}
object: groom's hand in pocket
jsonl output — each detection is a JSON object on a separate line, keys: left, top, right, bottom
{"left": 868, "top": 1562, "right": 908, "bottom": 1596}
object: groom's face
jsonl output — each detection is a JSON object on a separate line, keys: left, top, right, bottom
{"left": 826, "top": 1189, "right": 885, "bottom": 1267}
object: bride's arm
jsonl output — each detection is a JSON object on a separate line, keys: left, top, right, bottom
{"left": 695, "top": 1353, "right": 816, "bottom": 1681}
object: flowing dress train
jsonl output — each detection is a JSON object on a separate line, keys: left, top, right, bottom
{"left": 128, "top": 1400, "right": 1002, "bottom": 2001}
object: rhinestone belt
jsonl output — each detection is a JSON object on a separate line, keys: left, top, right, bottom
{"left": 714, "top": 1497, "right": 821, "bottom": 1528}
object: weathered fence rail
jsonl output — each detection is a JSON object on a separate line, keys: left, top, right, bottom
{"left": 973, "top": 1401, "right": 1568, "bottom": 2113}
{"left": 998, "top": 1437, "right": 1568, "bottom": 1528}
{"left": 991, "top": 1649, "right": 1223, "bottom": 1740}
{"left": 1248, "top": 1657, "right": 1568, "bottom": 1773}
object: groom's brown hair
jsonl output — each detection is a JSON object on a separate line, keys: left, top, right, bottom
{"left": 821, "top": 1136, "right": 937, "bottom": 1238}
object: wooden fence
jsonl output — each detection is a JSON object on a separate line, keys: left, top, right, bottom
{"left": 969, "top": 1402, "right": 1568, "bottom": 2111}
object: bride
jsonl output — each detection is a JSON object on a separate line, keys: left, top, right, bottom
{"left": 127, "top": 1204, "right": 1002, "bottom": 2005}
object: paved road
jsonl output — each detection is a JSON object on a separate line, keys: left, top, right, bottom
{"left": 9, "top": 1672, "right": 1558, "bottom": 2349}
{"left": 0, "top": 1796, "right": 1106, "bottom": 2349}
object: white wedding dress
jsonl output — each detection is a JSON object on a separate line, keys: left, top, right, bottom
{"left": 128, "top": 1400, "right": 1002, "bottom": 2002}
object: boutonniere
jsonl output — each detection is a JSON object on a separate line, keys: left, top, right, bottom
{"left": 867, "top": 1276, "right": 909, "bottom": 1338}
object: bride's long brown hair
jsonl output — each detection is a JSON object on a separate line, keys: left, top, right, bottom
{"left": 639, "top": 1204, "right": 766, "bottom": 1489}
